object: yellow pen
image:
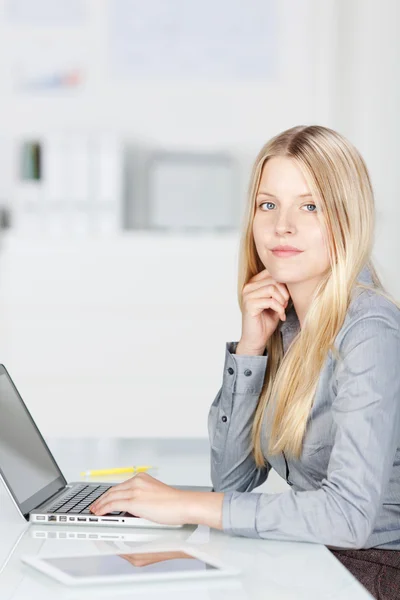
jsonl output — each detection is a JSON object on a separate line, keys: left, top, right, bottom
{"left": 80, "top": 466, "right": 154, "bottom": 477}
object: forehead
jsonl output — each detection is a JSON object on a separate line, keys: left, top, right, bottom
{"left": 258, "top": 156, "right": 311, "bottom": 196}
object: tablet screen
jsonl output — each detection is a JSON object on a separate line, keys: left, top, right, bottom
{"left": 44, "top": 550, "right": 219, "bottom": 578}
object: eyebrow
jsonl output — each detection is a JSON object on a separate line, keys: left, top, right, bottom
{"left": 257, "top": 192, "right": 313, "bottom": 198}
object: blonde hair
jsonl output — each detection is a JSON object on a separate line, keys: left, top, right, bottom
{"left": 237, "top": 125, "right": 400, "bottom": 467}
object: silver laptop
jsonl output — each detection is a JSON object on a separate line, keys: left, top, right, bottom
{"left": 0, "top": 364, "right": 211, "bottom": 528}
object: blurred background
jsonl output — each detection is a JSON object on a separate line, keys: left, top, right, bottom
{"left": 0, "top": 0, "right": 398, "bottom": 440}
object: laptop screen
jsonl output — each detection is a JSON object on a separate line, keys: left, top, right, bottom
{"left": 0, "top": 365, "right": 66, "bottom": 517}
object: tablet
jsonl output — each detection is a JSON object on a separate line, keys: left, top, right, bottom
{"left": 21, "top": 546, "right": 241, "bottom": 586}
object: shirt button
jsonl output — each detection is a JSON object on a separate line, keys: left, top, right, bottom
{"left": 221, "top": 416, "right": 227, "bottom": 422}
{"left": 227, "top": 367, "right": 234, "bottom": 375}
{"left": 244, "top": 369, "right": 252, "bottom": 376}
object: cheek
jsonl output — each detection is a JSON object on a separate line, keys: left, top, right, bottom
{"left": 252, "top": 214, "right": 274, "bottom": 238}
{"left": 308, "top": 226, "right": 330, "bottom": 266}
{"left": 311, "top": 228, "right": 327, "bottom": 249}
{"left": 252, "top": 218, "right": 266, "bottom": 250}
{"left": 303, "top": 213, "right": 323, "bottom": 240}
{"left": 252, "top": 220, "right": 273, "bottom": 267}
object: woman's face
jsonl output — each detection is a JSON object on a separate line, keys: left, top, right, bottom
{"left": 252, "top": 156, "right": 330, "bottom": 285}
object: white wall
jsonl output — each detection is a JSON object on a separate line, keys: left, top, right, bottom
{"left": 0, "top": 232, "right": 243, "bottom": 438}
{"left": 333, "top": 0, "right": 400, "bottom": 293}
{"left": 0, "top": 0, "right": 398, "bottom": 438}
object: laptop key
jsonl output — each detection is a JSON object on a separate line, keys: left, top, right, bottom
{"left": 86, "top": 495, "right": 101, "bottom": 502}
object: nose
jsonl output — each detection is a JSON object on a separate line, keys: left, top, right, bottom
{"left": 274, "top": 207, "right": 296, "bottom": 235}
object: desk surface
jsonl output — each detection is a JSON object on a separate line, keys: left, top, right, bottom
{"left": 0, "top": 438, "right": 373, "bottom": 600}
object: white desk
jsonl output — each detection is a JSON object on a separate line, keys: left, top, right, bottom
{"left": 0, "top": 438, "right": 373, "bottom": 600}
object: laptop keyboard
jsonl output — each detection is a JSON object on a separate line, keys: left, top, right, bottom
{"left": 47, "top": 484, "right": 123, "bottom": 516}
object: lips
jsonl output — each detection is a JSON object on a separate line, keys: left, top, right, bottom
{"left": 272, "top": 245, "right": 302, "bottom": 252}
{"left": 271, "top": 247, "right": 304, "bottom": 258}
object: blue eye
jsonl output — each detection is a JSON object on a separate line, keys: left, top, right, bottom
{"left": 259, "top": 202, "right": 275, "bottom": 210}
{"left": 258, "top": 202, "right": 317, "bottom": 212}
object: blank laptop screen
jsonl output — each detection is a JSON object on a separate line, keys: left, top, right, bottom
{"left": 0, "top": 369, "right": 65, "bottom": 514}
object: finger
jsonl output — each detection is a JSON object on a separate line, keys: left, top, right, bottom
{"left": 275, "top": 282, "right": 290, "bottom": 302}
{"left": 249, "top": 268, "right": 271, "bottom": 282}
{"left": 245, "top": 287, "right": 287, "bottom": 314}
{"left": 248, "top": 283, "right": 287, "bottom": 306}
{"left": 91, "top": 489, "right": 133, "bottom": 511}
{"left": 93, "top": 477, "right": 139, "bottom": 505}
{"left": 251, "top": 298, "right": 286, "bottom": 321}
{"left": 248, "top": 282, "right": 290, "bottom": 307}
{"left": 247, "top": 271, "right": 290, "bottom": 302}
{"left": 94, "top": 496, "right": 134, "bottom": 516}
{"left": 91, "top": 496, "right": 133, "bottom": 516}
{"left": 91, "top": 490, "right": 134, "bottom": 512}
{"left": 90, "top": 489, "right": 117, "bottom": 508}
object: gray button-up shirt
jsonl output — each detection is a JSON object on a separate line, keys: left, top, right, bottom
{"left": 208, "top": 266, "right": 400, "bottom": 550}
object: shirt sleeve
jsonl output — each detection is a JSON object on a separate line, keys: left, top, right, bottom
{"left": 222, "top": 310, "right": 400, "bottom": 549}
{"left": 208, "top": 341, "right": 270, "bottom": 493}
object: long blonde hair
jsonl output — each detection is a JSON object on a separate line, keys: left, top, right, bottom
{"left": 237, "top": 125, "right": 400, "bottom": 467}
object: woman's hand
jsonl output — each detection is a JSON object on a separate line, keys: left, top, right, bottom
{"left": 238, "top": 268, "right": 290, "bottom": 354}
{"left": 89, "top": 472, "right": 224, "bottom": 529}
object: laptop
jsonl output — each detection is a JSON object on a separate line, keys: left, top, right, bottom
{"left": 0, "top": 364, "right": 212, "bottom": 528}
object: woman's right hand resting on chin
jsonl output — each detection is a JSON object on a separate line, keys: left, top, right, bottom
{"left": 236, "top": 268, "right": 290, "bottom": 356}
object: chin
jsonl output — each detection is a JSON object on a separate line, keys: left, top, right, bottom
{"left": 266, "top": 266, "right": 304, "bottom": 283}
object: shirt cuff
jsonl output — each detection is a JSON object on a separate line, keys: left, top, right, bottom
{"left": 222, "top": 490, "right": 261, "bottom": 538}
{"left": 223, "top": 342, "right": 268, "bottom": 394}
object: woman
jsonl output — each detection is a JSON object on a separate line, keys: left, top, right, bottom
{"left": 90, "top": 126, "right": 400, "bottom": 599}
